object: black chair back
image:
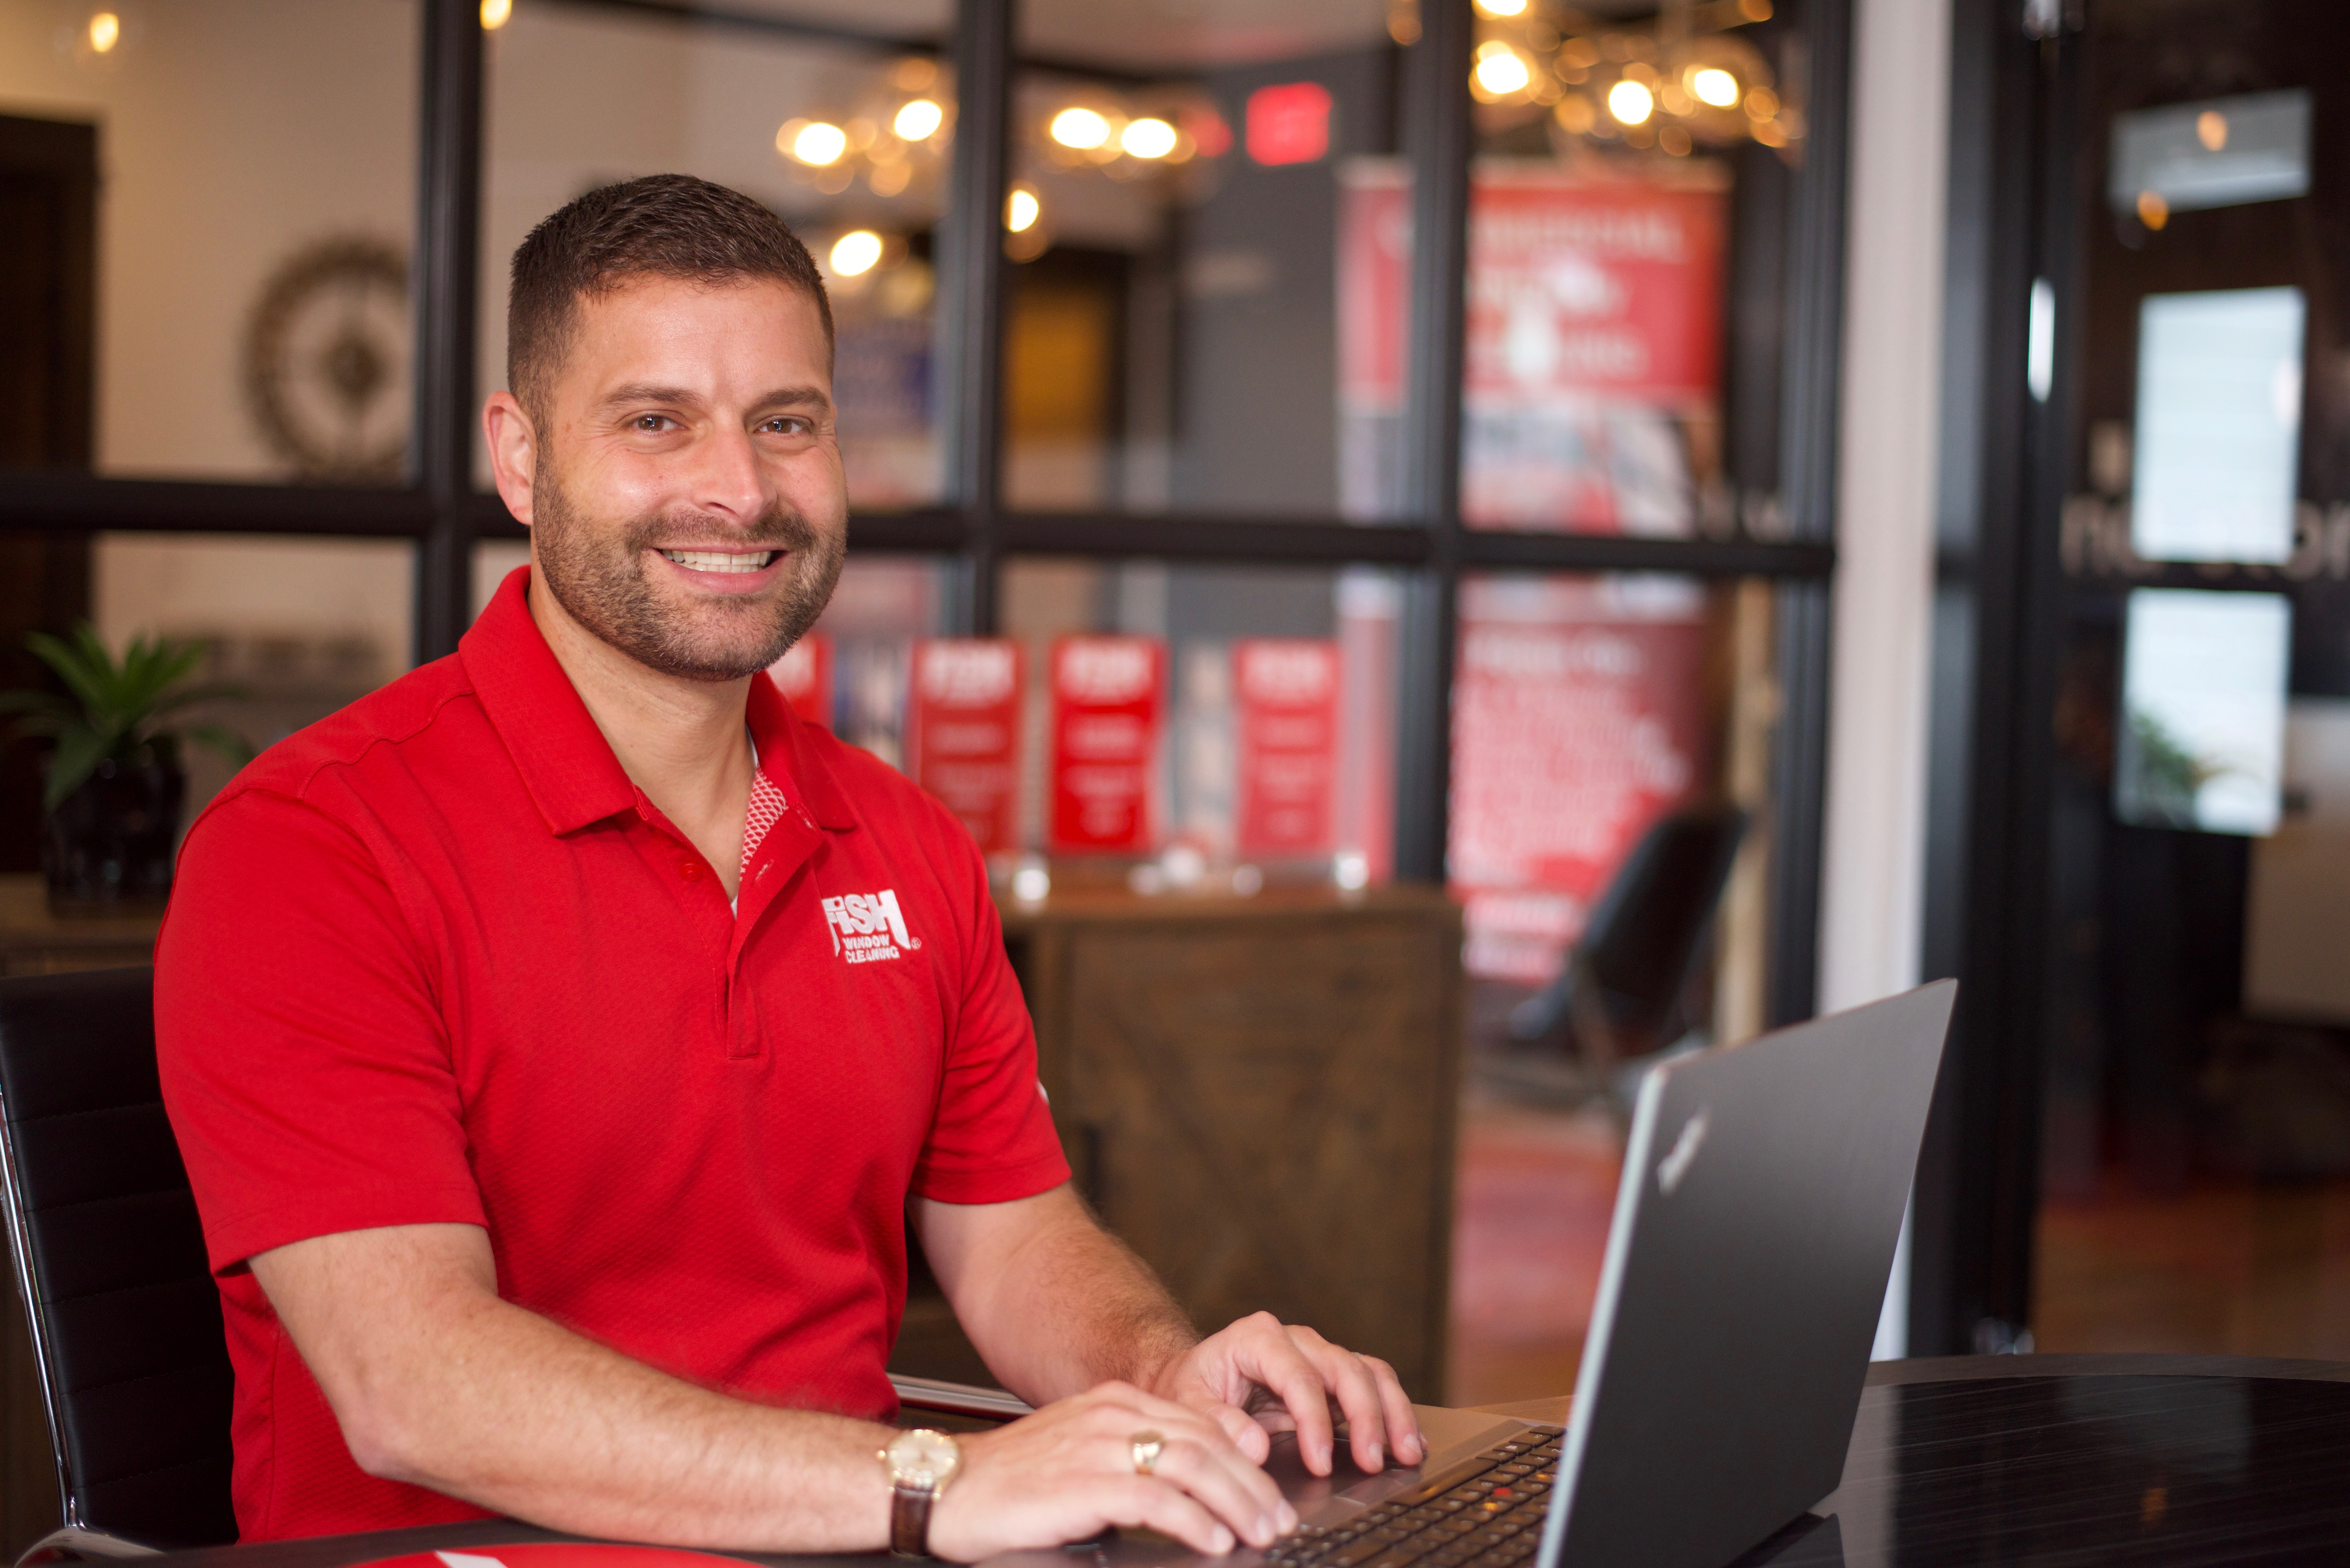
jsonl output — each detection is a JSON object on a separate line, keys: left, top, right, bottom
{"left": 0, "top": 967, "right": 236, "bottom": 1550}
{"left": 1510, "top": 803, "right": 1750, "bottom": 1054}
{"left": 1580, "top": 802, "right": 1750, "bottom": 1026}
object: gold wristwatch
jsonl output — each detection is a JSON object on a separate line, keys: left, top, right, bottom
{"left": 880, "top": 1427, "right": 962, "bottom": 1558}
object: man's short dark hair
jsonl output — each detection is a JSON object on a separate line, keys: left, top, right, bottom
{"left": 507, "top": 174, "right": 834, "bottom": 422}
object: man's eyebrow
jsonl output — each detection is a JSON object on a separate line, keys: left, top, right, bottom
{"left": 750, "top": 384, "right": 834, "bottom": 413}
{"left": 595, "top": 383, "right": 704, "bottom": 411}
{"left": 592, "top": 383, "right": 833, "bottom": 415}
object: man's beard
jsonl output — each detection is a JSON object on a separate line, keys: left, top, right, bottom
{"left": 530, "top": 455, "right": 846, "bottom": 682}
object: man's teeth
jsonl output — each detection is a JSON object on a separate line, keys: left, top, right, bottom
{"left": 660, "top": 550, "right": 777, "bottom": 573}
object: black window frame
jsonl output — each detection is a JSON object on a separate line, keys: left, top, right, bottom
{"left": 0, "top": 0, "right": 1850, "bottom": 1028}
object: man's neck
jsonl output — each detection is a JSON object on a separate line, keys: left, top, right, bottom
{"left": 527, "top": 569, "right": 754, "bottom": 894}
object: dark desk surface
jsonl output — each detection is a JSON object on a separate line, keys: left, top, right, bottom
{"left": 142, "top": 1355, "right": 2350, "bottom": 1568}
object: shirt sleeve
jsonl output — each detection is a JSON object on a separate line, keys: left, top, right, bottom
{"left": 907, "top": 816, "right": 1071, "bottom": 1204}
{"left": 155, "top": 788, "right": 486, "bottom": 1275}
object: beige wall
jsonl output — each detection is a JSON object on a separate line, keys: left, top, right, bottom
{"left": 0, "top": 0, "right": 417, "bottom": 480}
{"left": 4, "top": 1, "right": 422, "bottom": 694}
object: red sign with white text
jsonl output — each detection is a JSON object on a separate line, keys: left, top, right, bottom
{"left": 1447, "top": 577, "right": 1711, "bottom": 983}
{"left": 907, "top": 638, "right": 1024, "bottom": 854}
{"left": 1234, "top": 639, "right": 1340, "bottom": 857}
{"left": 769, "top": 633, "right": 832, "bottom": 728}
{"left": 1050, "top": 636, "right": 1164, "bottom": 854}
{"left": 1338, "top": 163, "right": 1728, "bottom": 533}
{"left": 1339, "top": 167, "right": 1724, "bottom": 405}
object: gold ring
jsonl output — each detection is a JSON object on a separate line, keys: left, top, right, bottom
{"left": 1131, "top": 1429, "right": 1166, "bottom": 1476}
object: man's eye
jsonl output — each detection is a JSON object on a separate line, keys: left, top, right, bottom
{"left": 763, "top": 417, "right": 812, "bottom": 435}
{"left": 633, "top": 414, "right": 673, "bottom": 432}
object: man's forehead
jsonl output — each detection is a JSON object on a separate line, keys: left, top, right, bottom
{"left": 572, "top": 276, "right": 826, "bottom": 358}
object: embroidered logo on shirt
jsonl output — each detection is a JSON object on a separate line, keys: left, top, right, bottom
{"left": 822, "top": 889, "right": 921, "bottom": 963}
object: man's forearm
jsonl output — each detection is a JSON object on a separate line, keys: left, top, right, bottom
{"left": 255, "top": 1225, "right": 895, "bottom": 1551}
{"left": 917, "top": 1187, "right": 1199, "bottom": 1405}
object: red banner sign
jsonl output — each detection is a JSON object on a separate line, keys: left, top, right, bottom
{"left": 1050, "top": 636, "right": 1164, "bottom": 854}
{"left": 906, "top": 638, "right": 1025, "bottom": 854}
{"left": 1448, "top": 577, "right": 1711, "bottom": 982}
{"left": 1339, "top": 163, "right": 1728, "bottom": 534}
{"left": 769, "top": 633, "right": 832, "bottom": 727}
{"left": 1234, "top": 639, "right": 1340, "bottom": 857}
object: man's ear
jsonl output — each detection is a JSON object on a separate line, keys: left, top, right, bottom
{"left": 483, "top": 391, "right": 539, "bottom": 528}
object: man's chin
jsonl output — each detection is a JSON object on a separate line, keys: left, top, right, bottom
{"left": 632, "top": 633, "right": 794, "bottom": 683}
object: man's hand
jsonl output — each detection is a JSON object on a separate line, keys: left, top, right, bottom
{"left": 1148, "top": 1312, "right": 1426, "bottom": 1478}
{"left": 921, "top": 1189, "right": 1424, "bottom": 1483}
{"left": 929, "top": 1382, "right": 1296, "bottom": 1562}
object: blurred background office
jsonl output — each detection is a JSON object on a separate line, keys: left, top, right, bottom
{"left": 1, "top": 0, "right": 2346, "bottom": 1525}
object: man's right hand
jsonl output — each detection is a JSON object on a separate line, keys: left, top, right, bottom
{"left": 928, "top": 1381, "right": 1300, "bottom": 1563}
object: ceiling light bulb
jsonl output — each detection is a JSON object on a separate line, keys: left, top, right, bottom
{"left": 790, "top": 121, "right": 848, "bottom": 166}
{"left": 1690, "top": 67, "right": 1740, "bottom": 108}
{"left": 1049, "top": 107, "right": 1113, "bottom": 150}
{"left": 1473, "top": 45, "right": 1533, "bottom": 98}
{"left": 894, "top": 98, "right": 944, "bottom": 142}
{"left": 1608, "top": 79, "right": 1655, "bottom": 126}
{"left": 2196, "top": 110, "right": 2227, "bottom": 151}
{"left": 479, "top": 0, "right": 512, "bottom": 28}
{"left": 830, "top": 230, "right": 884, "bottom": 277}
{"left": 1120, "top": 117, "right": 1179, "bottom": 159}
{"left": 1472, "top": 0, "right": 1529, "bottom": 14}
{"left": 1005, "top": 186, "right": 1041, "bottom": 233}
{"left": 86, "top": 10, "right": 120, "bottom": 51}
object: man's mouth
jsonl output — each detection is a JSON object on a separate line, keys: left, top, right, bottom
{"left": 658, "top": 549, "right": 778, "bottom": 574}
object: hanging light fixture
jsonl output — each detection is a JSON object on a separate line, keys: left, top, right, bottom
{"left": 1049, "top": 107, "right": 1115, "bottom": 151}
{"left": 1466, "top": 0, "right": 1793, "bottom": 154}
{"left": 829, "top": 231, "right": 885, "bottom": 277}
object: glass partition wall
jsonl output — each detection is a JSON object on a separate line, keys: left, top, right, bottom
{"left": 0, "top": 0, "right": 1849, "bottom": 1029}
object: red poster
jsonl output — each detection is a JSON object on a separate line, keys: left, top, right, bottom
{"left": 769, "top": 632, "right": 832, "bottom": 727}
{"left": 907, "top": 638, "right": 1024, "bottom": 854}
{"left": 1050, "top": 636, "right": 1164, "bottom": 854}
{"left": 1448, "top": 577, "right": 1711, "bottom": 983}
{"left": 1234, "top": 639, "right": 1339, "bottom": 857}
{"left": 1338, "top": 163, "right": 1728, "bottom": 534}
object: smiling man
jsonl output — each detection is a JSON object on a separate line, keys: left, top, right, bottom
{"left": 154, "top": 176, "right": 1420, "bottom": 1558}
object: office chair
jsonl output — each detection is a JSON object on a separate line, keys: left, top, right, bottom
{"left": 0, "top": 966, "right": 236, "bottom": 1562}
{"left": 0, "top": 968, "right": 1023, "bottom": 1566}
{"left": 1505, "top": 802, "right": 1749, "bottom": 1079}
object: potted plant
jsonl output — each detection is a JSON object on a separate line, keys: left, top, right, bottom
{"left": 0, "top": 624, "right": 250, "bottom": 914}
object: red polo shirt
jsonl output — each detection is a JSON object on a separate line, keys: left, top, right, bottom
{"left": 154, "top": 568, "right": 1069, "bottom": 1542}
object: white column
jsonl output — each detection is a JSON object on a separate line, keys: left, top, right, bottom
{"left": 1824, "top": 0, "right": 1954, "bottom": 1359}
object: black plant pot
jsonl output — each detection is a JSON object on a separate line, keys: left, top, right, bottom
{"left": 44, "top": 751, "right": 186, "bottom": 915}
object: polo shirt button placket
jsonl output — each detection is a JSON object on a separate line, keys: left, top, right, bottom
{"left": 680, "top": 860, "right": 702, "bottom": 883}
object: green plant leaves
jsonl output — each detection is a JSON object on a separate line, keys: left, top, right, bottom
{"left": 3, "top": 623, "right": 254, "bottom": 813}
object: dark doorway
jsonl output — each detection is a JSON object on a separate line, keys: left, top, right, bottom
{"left": 0, "top": 113, "right": 101, "bottom": 875}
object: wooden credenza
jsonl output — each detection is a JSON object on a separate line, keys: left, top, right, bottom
{"left": 893, "top": 886, "right": 1465, "bottom": 1405}
{"left": 0, "top": 874, "right": 161, "bottom": 977}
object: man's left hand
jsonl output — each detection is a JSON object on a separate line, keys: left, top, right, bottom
{"left": 1147, "top": 1312, "right": 1426, "bottom": 1478}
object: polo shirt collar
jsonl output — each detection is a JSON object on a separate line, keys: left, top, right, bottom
{"left": 746, "top": 661, "right": 857, "bottom": 831}
{"left": 461, "top": 567, "right": 857, "bottom": 837}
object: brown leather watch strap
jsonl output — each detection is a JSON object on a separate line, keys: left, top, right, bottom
{"left": 890, "top": 1481, "right": 937, "bottom": 1558}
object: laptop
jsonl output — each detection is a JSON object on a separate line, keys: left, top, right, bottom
{"left": 990, "top": 980, "right": 1954, "bottom": 1568}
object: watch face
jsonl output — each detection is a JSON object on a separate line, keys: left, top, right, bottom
{"left": 890, "top": 1429, "right": 961, "bottom": 1489}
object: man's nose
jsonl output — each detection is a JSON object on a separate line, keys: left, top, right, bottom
{"left": 683, "top": 423, "right": 771, "bottom": 523}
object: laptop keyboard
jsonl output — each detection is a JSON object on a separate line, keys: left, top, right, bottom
{"left": 1264, "top": 1426, "right": 1567, "bottom": 1568}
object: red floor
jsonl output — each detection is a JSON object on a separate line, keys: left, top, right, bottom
{"left": 1445, "top": 1111, "right": 2350, "bottom": 1405}
{"left": 2036, "top": 1175, "right": 2350, "bottom": 1358}
{"left": 1445, "top": 1094, "right": 1623, "bottom": 1406}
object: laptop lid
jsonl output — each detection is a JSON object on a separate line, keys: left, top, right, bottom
{"left": 1534, "top": 980, "right": 1956, "bottom": 1568}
